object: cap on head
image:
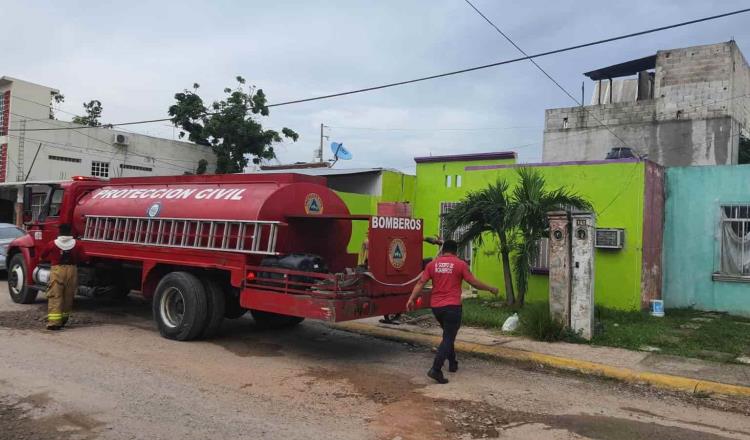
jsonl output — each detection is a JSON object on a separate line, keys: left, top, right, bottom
{"left": 58, "top": 224, "right": 72, "bottom": 236}
{"left": 442, "top": 239, "right": 458, "bottom": 254}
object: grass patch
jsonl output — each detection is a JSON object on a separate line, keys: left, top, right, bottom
{"left": 461, "top": 292, "right": 516, "bottom": 329}
{"left": 592, "top": 307, "right": 750, "bottom": 361}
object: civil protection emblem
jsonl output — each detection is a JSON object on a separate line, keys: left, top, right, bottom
{"left": 304, "top": 193, "right": 323, "bottom": 214}
{"left": 388, "top": 238, "right": 407, "bottom": 269}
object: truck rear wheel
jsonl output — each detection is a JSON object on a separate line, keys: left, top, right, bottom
{"left": 153, "top": 272, "right": 208, "bottom": 341}
{"left": 8, "top": 254, "right": 37, "bottom": 304}
{"left": 250, "top": 309, "right": 304, "bottom": 329}
{"left": 223, "top": 290, "right": 247, "bottom": 319}
{"left": 200, "top": 278, "right": 226, "bottom": 339}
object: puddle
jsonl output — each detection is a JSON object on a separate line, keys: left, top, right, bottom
{"left": 303, "top": 366, "right": 422, "bottom": 404}
{"left": 213, "top": 336, "right": 284, "bottom": 357}
{"left": 437, "top": 399, "right": 738, "bottom": 440}
{"left": 1, "top": 394, "right": 104, "bottom": 440}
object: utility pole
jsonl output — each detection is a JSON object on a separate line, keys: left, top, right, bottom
{"left": 317, "top": 123, "right": 329, "bottom": 163}
{"left": 16, "top": 119, "right": 25, "bottom": 182}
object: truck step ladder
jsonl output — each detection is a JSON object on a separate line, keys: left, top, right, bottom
{"left": 82, "top": 215, "right": 281, "bottom": 255}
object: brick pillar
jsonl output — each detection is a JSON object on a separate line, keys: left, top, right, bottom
{"left": 547, "top": 211, "right": 571, "bottom": 326}
{"left": 571, "top": 213, "right": 595, "bottom": 340}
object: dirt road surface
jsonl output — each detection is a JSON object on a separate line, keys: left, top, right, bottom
{"left": 1, "top": 283, "right": 749, "bottom": 440}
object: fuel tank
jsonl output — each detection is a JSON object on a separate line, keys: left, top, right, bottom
{"left": 72, "top": 173, "right": 354, "bottom": 269}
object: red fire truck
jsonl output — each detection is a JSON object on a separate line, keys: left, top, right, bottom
{"left": 6, "top": 174, "right": 428, "bottom": 340}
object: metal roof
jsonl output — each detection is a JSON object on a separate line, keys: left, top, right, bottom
{"left": 253, "top": 167, "right": 405, "bottom": 177}
{"left": 414, "top": 151, "right": 516, "bottom": 164}
{"left": 584, "top": 55, "right": 657, "bottom": 81}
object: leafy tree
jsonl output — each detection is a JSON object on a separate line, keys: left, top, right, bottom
{"left": 72, "top": 100, "right": 103, "bottom": 126}
{"left": 739, "top": 134, "right": 750, "bottom": 165}
{"left": 443, "top": 180, "right": 516, "bottom": 304}
{"left": 444, "top": 168, "right": 591, "bottom": 306}
{"left": 168, "top": 77, "right": 299, "bottom": 174}
{"left": 509, "top": 168, "right": 591, "bottom": 305}
{"left": 49, "top": 92, "right": 65, "bottom": 120}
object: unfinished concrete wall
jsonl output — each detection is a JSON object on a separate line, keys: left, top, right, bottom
{"left": 543, "top": 42, "right": 746, "bottom": 166}
{"left": 543, "top": 115, "right": 734, "bottom": 166}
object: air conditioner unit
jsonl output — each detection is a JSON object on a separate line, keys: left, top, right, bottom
{"left": 113, "top": 133, "right": 130, "bottom": 146}
{"left": 594, "top": 228, "right": 625, "bottom": 249}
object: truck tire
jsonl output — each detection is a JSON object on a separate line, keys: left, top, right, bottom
{"left": 200, "top": 278, "right": 226, "bottom": 339}
{"left": 250, "top": 309, "right": 304, "bottom": 329}
{"left": 223, "top": 290, "right": 247, "bottom": 319}
{"left": 153, "top": 272, "right": 208, "bottom": 341}
{"left": 8, "top": 254, "right": 37, "bottom": 304}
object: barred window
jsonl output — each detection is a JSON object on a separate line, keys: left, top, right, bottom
{"left": 439, "top": 202, "right": 472, "bottom": 263}
{"left": 719, "top": 205, "right": 750, "bottom": 277}
{"left": 120, "top": 164, "right": 153, "bottom": 172}
{"left": 530, "top": 237, "right": 550, "bottom": 273}
{"left": 91, "top": 161, "right": 109, "bottom": 178}
{"left": 49, "top": 155, "right": 82, "bottom": 163}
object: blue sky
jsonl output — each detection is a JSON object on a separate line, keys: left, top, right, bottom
{"left": 3, "top": 0, "right": 749, "bottom": 172}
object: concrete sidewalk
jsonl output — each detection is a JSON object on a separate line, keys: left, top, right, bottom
{"left": 333, "top": 316, "right": 750, "bottom": 398}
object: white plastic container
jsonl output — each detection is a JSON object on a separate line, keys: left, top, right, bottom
{"left": 650, "top": 299, "right": 664, "bottom": 317}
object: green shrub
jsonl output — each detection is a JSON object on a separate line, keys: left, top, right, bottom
{"left": 519, "top": 302, "right": 567, "bottom": 342}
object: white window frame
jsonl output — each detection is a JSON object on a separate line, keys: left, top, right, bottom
{"left": 455, "top": 175, "right": 462, "bottom": 188}
{"left": 0, "top": 96, "right": 4, "bottom": 132}
{"left": 445, "top": 175, "right": 452, "bottom": 188}
{"left": 91, "top": 161, "right": 110, "bottom": 178}
{"left": 717, "top": 204, "right": 750, "bottom": 279}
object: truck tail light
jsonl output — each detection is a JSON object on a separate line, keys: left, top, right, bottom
{"left": 246, "top": 272, "right": 256, "bottom": 282}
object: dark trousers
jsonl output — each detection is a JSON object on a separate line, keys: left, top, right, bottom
{"left": 431, "top": 305, "right": 462, "bottom": 371}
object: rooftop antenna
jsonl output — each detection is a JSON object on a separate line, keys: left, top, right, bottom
{"left": 329, "top": 142, "right": 353, "bottom": 167}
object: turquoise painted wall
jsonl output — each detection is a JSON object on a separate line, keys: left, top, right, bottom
{"left": 663, "top": 165, "right": 750, "bottom": 317}
{"left": 414, "top": 160, "right": 647, "bottom": 311}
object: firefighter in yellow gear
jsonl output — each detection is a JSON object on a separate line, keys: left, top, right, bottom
{"left": 41, "top": 224, "right": 87, "bottom": 330}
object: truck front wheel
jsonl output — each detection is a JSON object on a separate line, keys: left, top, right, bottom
{"left": 153, "top": 272, "right": 208, "bottom": 341}
{"left": 8, "top": 254, "right": 37, "bottom": 304}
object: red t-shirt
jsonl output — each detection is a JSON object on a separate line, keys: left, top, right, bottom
{"left": 421, "top": 254, "right": 473, "bottom": 307}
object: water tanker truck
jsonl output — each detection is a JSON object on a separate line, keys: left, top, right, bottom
{"left": 6, "top": 173, "right": 429, "bottom": 340}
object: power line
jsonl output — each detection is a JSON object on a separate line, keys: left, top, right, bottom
{"left": 329, "top": 125, "right": 541, "bottom": 132}
{"left": 7, "top": 7, "right": 750, "bottom": 133}
{"left": 463, "top": 0, "right": 638, "bottom": 155}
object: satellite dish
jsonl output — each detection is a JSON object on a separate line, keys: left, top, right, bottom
{"left": 330, "top": 142, "right": 353, "bottom": 160}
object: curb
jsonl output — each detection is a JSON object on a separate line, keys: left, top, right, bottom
{"left": 333, "top": 321, "right": 750, "bottom": 399}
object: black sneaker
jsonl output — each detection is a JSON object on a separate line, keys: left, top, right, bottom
{"left": 448, "top": 360, "right": 459, "bottom": 373}
{"left": 46, "top": 325, "right": 62, "bottom": 331}
{"left": 427, "top": 369, "right": 449, "bottom": 384}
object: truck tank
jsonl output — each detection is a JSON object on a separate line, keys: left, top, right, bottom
{"left": 72, "top": 174, "right": 356, "bottom": 271}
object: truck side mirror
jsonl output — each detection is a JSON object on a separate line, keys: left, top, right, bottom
{"left": 22, "top": 186, "right": 33, "bottom": 223}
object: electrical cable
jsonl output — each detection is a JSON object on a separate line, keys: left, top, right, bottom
{"left": 7, "top": 7, "right": 750, "bottom": 132}
{"left": 463, "top": 0, "right": 638, "bottom": 155}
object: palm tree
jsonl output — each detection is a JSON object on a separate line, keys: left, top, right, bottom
{"left": 509, "top": 168, "right": 592, "bottom": 305}
{"left": 442, "top": 179, "right": 517, "bottom": 305}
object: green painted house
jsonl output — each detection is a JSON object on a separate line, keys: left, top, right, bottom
{"left": 412, "top": 154, "right": 664, "bottom": 311}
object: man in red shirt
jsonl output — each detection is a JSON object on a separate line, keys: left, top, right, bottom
{"left": 40, "top": 224, "right": 87, "bottom": 330}
{"left": 407, "top": 240, "right": 498, "bottom": 384}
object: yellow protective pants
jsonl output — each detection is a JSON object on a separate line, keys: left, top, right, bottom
{"left": 46, "top": 265, "right": 78, "bottom": 327}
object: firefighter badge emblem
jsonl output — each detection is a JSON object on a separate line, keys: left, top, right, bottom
{"left": 304, "top": 193, "right": 323, "bottom": 215}
{"left": 147, "top": 202, "right": 161, "bottom": 218}
{"left": 388, "top": 238, "right": 407, "bottom": 269}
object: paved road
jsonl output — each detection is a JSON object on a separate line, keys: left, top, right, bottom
{"left": 1, "top": 283, "right": 749, "bottom": 440}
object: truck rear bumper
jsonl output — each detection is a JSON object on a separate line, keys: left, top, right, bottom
{"left": 240, "top": 288, "right": 428, "bottom": 322}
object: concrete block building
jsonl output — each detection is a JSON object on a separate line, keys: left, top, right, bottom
{"left": 543, "top": 41, "right": 750, "bottom": 166}
{"left": 0, "top": 76, "right": 216, "bottom": 223}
